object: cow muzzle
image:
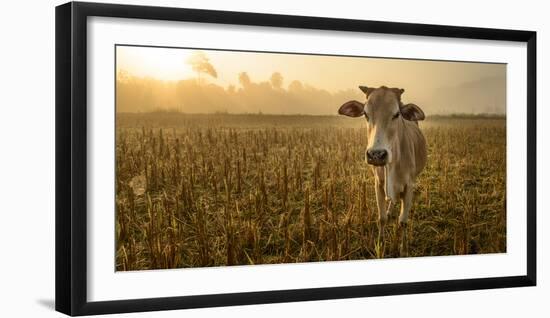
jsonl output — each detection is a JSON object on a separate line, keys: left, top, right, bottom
{"left": 366, "top": 149, "right": 388, "bottom": 166}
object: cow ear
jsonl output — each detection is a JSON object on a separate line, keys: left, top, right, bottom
{"left": 390, "top": 88, "right": 405, "bottom": 100}
{"left": 338, "top": 100, "right": 365, "bottom": 117}
{"left": 359, "top": 86, "right": 376, "bottom": 97}
{"left": 400, "top": 103, "right": 425, "bottom": 121}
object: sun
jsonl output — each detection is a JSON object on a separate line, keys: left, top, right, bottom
{"left": 116, "top": 46, "right": 195, "bottom": 81}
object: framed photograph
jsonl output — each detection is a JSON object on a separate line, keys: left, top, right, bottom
{"left": 55, "top": 1, "right": 536, "bottom": 316}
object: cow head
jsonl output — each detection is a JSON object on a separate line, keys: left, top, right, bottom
{"left": 338, "top": 86, "right": 425, "bottom": 166}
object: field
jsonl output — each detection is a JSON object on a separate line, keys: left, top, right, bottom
{"left": 115, "top": 113, "right": 506, "bottom": 271}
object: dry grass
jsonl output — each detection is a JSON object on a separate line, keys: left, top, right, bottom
{"left": 115, "top": 113, "right": 506, "bottom": 271}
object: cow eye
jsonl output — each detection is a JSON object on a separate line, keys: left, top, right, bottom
{"left": 392, "top": 112, "right": 400, "bottom": 120}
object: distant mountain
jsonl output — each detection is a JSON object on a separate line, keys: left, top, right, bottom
{"left": 428, "top": 76, "right": 506, "bottom": 115}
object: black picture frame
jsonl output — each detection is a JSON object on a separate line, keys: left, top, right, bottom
{"left": 55, "top": 1, "right": 537, "bottom": 316}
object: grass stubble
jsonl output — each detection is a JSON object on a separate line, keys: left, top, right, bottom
{"left": 115, "top": 113, "right": 506, "bottom": 271}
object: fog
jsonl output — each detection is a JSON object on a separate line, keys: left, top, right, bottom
{"left": 116, "top": 46, "right": 506, "bottom": 115}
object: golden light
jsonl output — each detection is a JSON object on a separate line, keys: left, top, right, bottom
{"left": 116, "top": 46, "right": 195, "bottom": 81}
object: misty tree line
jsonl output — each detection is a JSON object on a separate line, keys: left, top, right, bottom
{"left": 116, "top": 71, "right": 362, "bottom": 115}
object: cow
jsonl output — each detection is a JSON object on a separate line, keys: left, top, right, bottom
{"left": 338, "top": 86, "right": 427, "bottom": 256}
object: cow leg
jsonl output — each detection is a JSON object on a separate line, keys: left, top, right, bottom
{"left": 398, "top": 185, "right": 414, "bottom": 256}
{"left": 375, "top": 179, "right": 388, "bottom": 243}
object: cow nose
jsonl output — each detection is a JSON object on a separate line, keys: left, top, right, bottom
{"left": 367, "top": 149, "right": 388, "bottom": 161}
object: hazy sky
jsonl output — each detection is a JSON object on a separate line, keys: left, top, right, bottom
{"left": 116, "top": 45, "right": 506, "bottom": 115}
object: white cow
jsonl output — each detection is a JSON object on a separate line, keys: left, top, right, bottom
{"left": 338, "top": 86, "right": 427, "bottom": 255}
